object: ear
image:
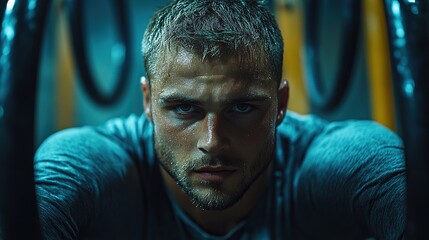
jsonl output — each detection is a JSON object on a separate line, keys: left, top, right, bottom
{"left": 276, "top": 80, "right": 289, "bottom": 126}
{"left": 141, "top": 76, "right": 152, "bottom": 122}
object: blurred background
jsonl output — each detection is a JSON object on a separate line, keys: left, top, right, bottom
{"left": 35, "top": 0, "right": 167, "bottom": 145}
{"left": 1, "top": 0, "right": 428, "bottom": 239}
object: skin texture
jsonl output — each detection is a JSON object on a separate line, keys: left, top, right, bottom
{"left": 142, "top": 48, "right": 288, "bottom": 235}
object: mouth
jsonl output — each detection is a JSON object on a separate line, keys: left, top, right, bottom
{"left": 193, "top": 166, "right": 237, "bottom": 181}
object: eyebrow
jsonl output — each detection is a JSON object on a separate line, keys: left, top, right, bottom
{"left": 158, "top": 96, "right": 201, "bottom": 105}
{"left": 158, "top": 94, "right": 272, "bottom": 106}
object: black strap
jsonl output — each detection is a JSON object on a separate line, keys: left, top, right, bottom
{"left": 67, "top": 0, "right": 131, "bottom": 106}
{"left": 302, "top": 0, "right": 361, "bottom": 112}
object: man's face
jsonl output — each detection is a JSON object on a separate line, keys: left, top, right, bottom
{"left": 144, "top": 49, "right": 286, "bottom": 210}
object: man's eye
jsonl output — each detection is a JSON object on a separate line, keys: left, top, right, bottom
{"left": 231, "top": 104, "right": 253, "bottom": 113}
{"left": 175, "top": 104, "right": 196, "bottom": 114}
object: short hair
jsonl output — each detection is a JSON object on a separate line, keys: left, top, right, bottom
{"left": 142, "top": 0, "right": 284, "bottom": 85}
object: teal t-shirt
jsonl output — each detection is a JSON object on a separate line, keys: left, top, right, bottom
{"left": 34, "top": 112, "right": 406, "bottom": 239}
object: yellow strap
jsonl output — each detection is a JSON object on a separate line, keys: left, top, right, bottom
{"left": 276, "top": 1, "right": 309, "bottom": 114}
{"left": 363, "top": 0, "right": 396, "bottom": 130}
{"left": 55, "top": 0, "right": 75, "bottom": 130}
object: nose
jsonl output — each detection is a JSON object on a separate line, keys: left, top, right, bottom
{"left": 197, "top": 114, "right": 229, "bottom": 155}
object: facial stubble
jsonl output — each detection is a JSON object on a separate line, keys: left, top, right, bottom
{"left": 154, "top": 129, "right": 276, "bottom": 211}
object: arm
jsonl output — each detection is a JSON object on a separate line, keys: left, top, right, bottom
{"left": 35, "top": 126, "right": 144, "bottom": 239}
{"left": 294, "top": 120, "right": 406, "bottom": 239}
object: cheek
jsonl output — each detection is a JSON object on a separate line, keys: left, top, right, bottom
{"left": 234, "top": 114, "right": 277, "bottom": 155}
{"left": 153, "top": 112, "right": 196, "bottom": 154}
{"left": 244, "top": 124, "right": 275, "bottom": 146}
{"left": 249, "top": 106, "right": 277, "bottom": 137}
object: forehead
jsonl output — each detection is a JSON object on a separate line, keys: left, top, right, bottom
{"left": 149, "top": 48, "right": 278, "bottom": 104}
{"left": 152, "top": 47, "right": 274, "bottom": 88}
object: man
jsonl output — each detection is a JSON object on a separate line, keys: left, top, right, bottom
{"left": 35, "top": 0, "right": 406, "bottom": 239}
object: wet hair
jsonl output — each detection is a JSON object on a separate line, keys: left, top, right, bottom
{"left": 142, "top": 0, "right": 284, "bottom": 85}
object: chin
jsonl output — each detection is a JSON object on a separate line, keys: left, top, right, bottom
{"left": 190, "top": 191, "right": 239, "bottom": 211}
{"left": 182, "top": 180, "right": 247, "bottom": 211}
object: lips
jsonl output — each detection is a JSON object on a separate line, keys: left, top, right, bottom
{"left": 194, "top": 166, "right": 236, "bottom": 181}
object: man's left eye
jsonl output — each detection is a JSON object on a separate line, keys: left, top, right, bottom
{"left": 231, "top": 104, "right": 253, "bottom": 113}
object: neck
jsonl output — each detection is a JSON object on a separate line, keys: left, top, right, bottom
{"left": 161, "top": 162, "right": 272, "bottom": 236}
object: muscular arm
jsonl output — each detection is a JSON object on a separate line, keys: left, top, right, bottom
{"left": 34, "top": 126, "right": 144, "bottom": 239}
{"left": 294, "top": 121, "right": 406, "bottom": 239}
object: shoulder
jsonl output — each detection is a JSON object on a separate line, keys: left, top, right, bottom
{"left": 296, "top": 119, "right": 405, "bottom": 203}
{"left": 303, "top": 119, "right": 404, "bottom": 174}
{"left": 35, "top": 113, "right": 153, "bottom": 197}
{"left": 292, "top": 118, "right": 405, "bottom": 238}
{"left": 35, "top": 114, "right": 150, "bottom": 239}
{"left": 296, "top": 117, "right": 405, "bottom": 190}
{"left": 277, "top": 112, "right": 327, "bottom": 142}
{"left": 277, "top": 112, "right": 404, "bottom": 169}
{"left": 277, "top": 112, "right": 402, "bottom": 153}
{"left": 317, "top": 119, "right": 403, "bottom": 148}
{"left": 36, "top": 113, "right": 153, "bottom": 164}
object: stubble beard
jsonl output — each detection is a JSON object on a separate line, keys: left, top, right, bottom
{"left": 154, "top": 132, "right": 276, "bottom": 211}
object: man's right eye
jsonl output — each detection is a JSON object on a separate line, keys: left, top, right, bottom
{"left": 174, "top": 104, "right": 197, "bottom": 114}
